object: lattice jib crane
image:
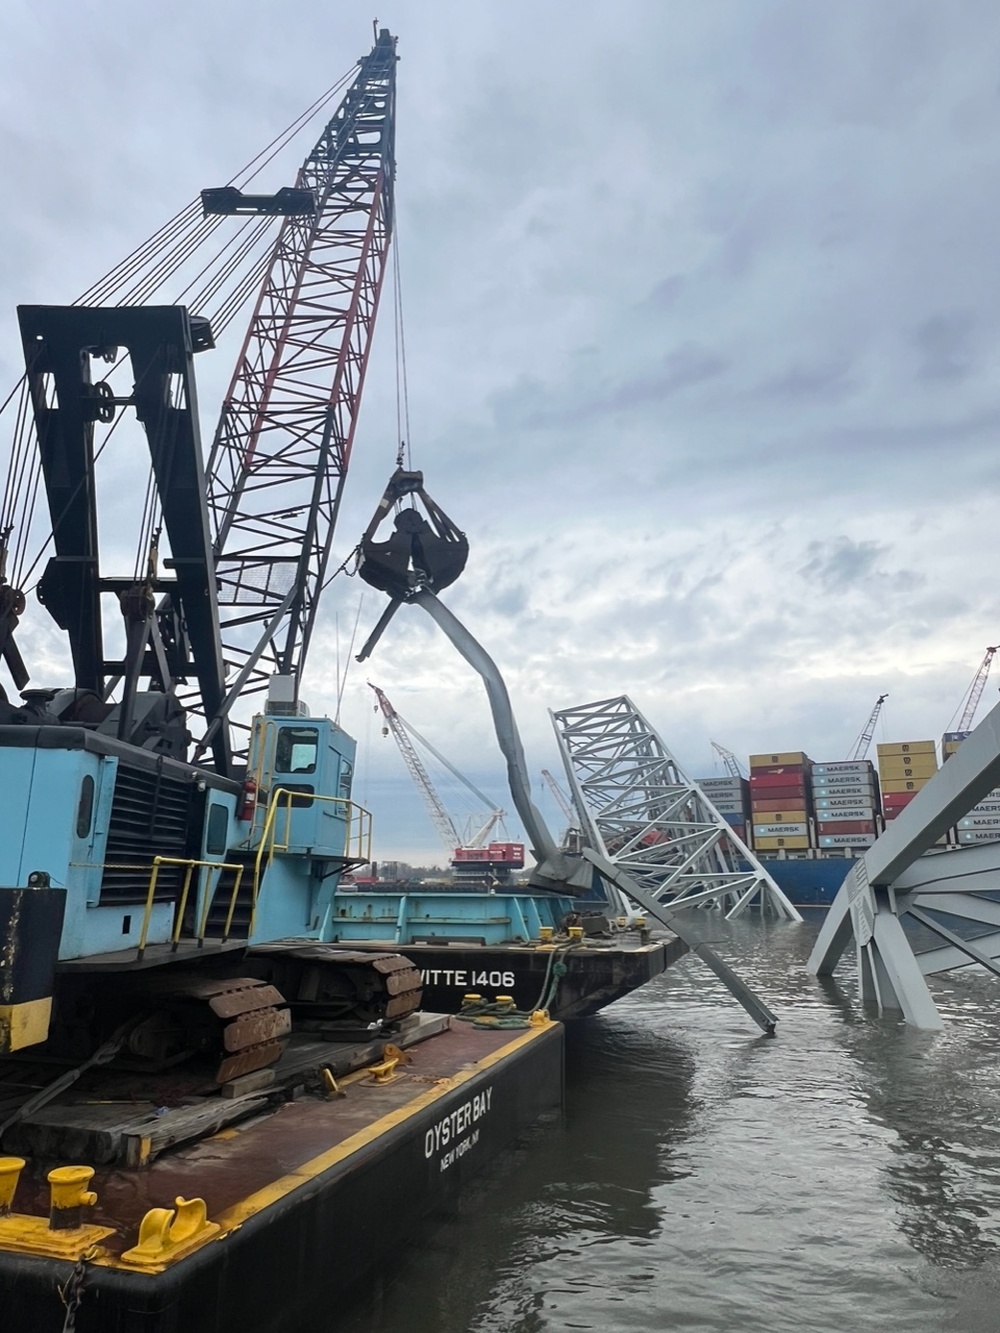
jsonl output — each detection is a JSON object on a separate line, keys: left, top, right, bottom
{"left": 369, "top": 682, "right": 508, "bottom": 860}
{"left": 710, "top": 741, "right": 747, "bottom": 779}
{"left": 0, "top": 30, "right": 398, "bottom": 775}
{"left": 541, "top": 769, "right": 577, "bottom": 825}
{"left": 951, "top": 647, "right": 999, "bottom": 734}
{"left": 370, "top": 684, "right": 460, "bottom": 858}
{"left": 846, "top": 693, "right": 888, "bottom": 761}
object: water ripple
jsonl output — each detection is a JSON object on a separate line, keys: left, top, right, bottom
{"left": 338, "top": 915, "right": 1000, "bottom": 1332}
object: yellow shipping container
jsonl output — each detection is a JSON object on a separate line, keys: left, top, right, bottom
{"left": 878, "top": 757, "right": 938, "bottom": 780}
{"left": 881, "top": 777, "right": 931, "bottom": 793}
{"left": 749, "top": 751, "right": 808, "bottom": 768}
{"left": 876, "top": 740, "right": 936, "bottom": 757}
{"left": 752, "top": 835, "right": 811, "bottom": 850}
{"left": 756, "top": 809, "right": 809, "bottom": 822}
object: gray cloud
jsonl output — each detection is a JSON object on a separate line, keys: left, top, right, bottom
{"left": 2, "top": 0, "right": 999, "bottom": 861}
{"left": 914, "top": 312, "right": 978, "bottom": 382}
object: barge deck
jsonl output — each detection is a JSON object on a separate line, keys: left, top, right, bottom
{"left": 0, "top": 1015, "right": 564, "bottom": 1332}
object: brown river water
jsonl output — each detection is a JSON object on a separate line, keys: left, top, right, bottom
{"left": 335, "top": 912, "right": 1000, "bottom": 1332}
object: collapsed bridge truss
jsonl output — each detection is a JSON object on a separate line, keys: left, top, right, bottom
{"left": 550, "top": 695, "right": 801, "bottom": 921}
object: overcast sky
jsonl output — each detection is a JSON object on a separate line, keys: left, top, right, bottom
{"left": 2, "top": 1, "right": 999, "bottom": 864}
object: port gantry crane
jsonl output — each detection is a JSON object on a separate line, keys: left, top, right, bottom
{"left": 846, "top": 694, "right": 888, "bottom": 761}
{"left": 0, "top": 30, "right": 423, "bottom": 1074}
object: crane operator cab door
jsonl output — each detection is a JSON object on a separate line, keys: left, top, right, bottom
{"left": 249, "top": 715, "right": 356, "bottom": 860}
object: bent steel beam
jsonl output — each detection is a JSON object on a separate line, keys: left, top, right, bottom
{"left": 807, "top": 698, "right": 1000, "bottom": 1027}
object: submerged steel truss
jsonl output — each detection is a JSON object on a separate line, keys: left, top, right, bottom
{"left": 808, "top": 698, "right": 1000, "bottom": 1029}
{"left": 550, "top": 696, "right": 801, "bottom": 920}
{"left": 199, "top": 29, "right": 397, "bottom": 747}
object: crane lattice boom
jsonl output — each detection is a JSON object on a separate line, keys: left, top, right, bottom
{"left": 370, "top": 684, "right": 460, "bottom": 857}
{"left": 203, "top": 30, "right": 397, "bottom": 735}
{"left": 955, "top": 647, "right": 999, "bottom": 734}
{"left": 847, "top": 693, "right": 888, "bottom": 761}
{"left": 710, "top": 741, "right": 747, "bottom": 779}
{"left": 541, "top": 769, "right": 576, "bottom": 824}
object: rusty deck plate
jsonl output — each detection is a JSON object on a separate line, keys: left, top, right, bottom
{"left": 6, "top": 1021, "right": 557, "bottom": 1258}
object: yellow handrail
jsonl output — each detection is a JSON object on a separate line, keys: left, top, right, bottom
{"left": 250, "top": 789, "right": 372, "bottom": 937}
{"left": 137, "top": 857, "right": 245, "bottom": 959}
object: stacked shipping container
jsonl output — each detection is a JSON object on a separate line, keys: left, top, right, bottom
{"left": 697, "top": 775, "right": 750, "bottom": 847}
{"left": 811, "top": 759, "right": 879, "bottom": 850}
{"left": 748, "top": 751, "right": 812, "bottom": 850}
{"left": 696, "top": 734, "right": 996, "bottom": 858}
{"left": 877, "top": 741, "right": 937, "bottom": 824}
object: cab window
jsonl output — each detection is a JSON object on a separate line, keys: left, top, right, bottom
{"left": 275, "top": 727, "right": 319, "bottom": 774}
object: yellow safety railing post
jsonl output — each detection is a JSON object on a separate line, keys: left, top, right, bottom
{"left": 171, "top": 862, "right": 197, "bottom": 950}
{"left": 250, "top": 790, "right": 374, "bottom": 937}
{"left": 137, "top": 858, "right": 164, "bottom": 959}
{"left": 138, "top": 857, "right": 247, "bottom": 957}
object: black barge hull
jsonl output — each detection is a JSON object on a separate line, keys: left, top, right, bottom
{"left": 336, "top": 936, "right": 688, "bottom": 1019}
{"left": 0, "top": 1021, "right": 564, "bottom": 1332}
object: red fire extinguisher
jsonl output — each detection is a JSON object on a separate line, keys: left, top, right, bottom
{"left": 239, "top": 777, "right": 258, "bottom": 822}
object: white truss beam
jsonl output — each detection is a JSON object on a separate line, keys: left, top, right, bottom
{"left": 807, "top": 698, "right": 1000, "bottom": 1027}
{"left": 550, "top": 695, "right": 802, "bottom": 921}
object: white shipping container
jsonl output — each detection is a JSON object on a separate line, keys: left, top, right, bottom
{"left": 698, "top": 777, "right": 744, "bottom": 791}
{"left": 819, "top": 833, "right": 876, "bottom": 848}
{"left": 812, "top": 783, "right": 876, "bottom": 800}
{"left": 711, "top": 801, "right": 747, "bottom": 815}
{"left": 816, "top": 789, "right": 880, "bottom": 799}
{"left": 959, "top": 829, "right": 1000, "bottom": 843}
{"left": 809, "top": 772, "right": 875, "bottom": 788}
{"left": 753, "top": 822, "right": 808, "bottom": 837}
{"left": 811, "top": 762, "right": 874, "bottom": 776}
{"left": 814, "top": 808, "right": 875, "bottom": 822}
{"left": 968, "top": 802, "right": 1000, "bottom": 815}
{"left": 958, "top": 814, "right": 1000, "bottom": 829}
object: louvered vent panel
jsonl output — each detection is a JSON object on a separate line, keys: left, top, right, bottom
{"left": 100, "top": 765, "right": 194, "bottom": 903}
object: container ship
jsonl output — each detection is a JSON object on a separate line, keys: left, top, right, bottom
{"left": 695, "top": 730, "right": 999, "bottom": 905}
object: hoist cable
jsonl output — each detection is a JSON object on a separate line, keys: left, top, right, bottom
{"left": 209, "top": 249, "right": 274, "bottom": 336}
{"left": 392, "top": 231, "right": 412, "bottom": 469}
{"left": 72, "top": 66, "right": 356, "bottom": 312}
{"left": 174, "top": 215, "right": 269, "bottom": 307}
{"left": 2, "top": 63, "right": 361, "bottom": 599}
{"left": 20, "top": 406, "right": 129, "bottom": 595}
{"left": 74, "top": 200, "right": 204, "bottom": 306}
{"left": 1, "top": 379, "right": 31, "bottom": 535}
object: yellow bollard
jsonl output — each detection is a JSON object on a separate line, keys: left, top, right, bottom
{"left": 0, "top": 1157, "right": 25, "bottom": 1217}
{"left": 48, "top": 1165, "right": 98, "bottom": 1231}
